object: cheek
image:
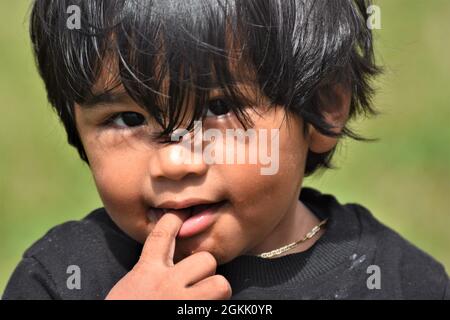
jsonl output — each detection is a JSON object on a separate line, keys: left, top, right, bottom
{"left": 90, "top": 148, "right": 142, "bottom": 201}
{"left": 217, "top": 111, "right": 307, "bottom": 236}
{"left": 222, "top": 152, "right": 302, "bottom": 221}
{"left": 83, "top": 136, "right": 151, "bottom": 241}
{"left": 94, "top": 161, "right": 140, "bottom": 209}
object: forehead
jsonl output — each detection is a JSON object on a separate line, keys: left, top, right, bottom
{"left": 85, "top": 46, "right": 263, "bottom": 110}
{"left": 77, "top": 5, "right": 271, "bottom": 116}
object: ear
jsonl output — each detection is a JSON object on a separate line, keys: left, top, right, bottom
{"left": 308, "top": 84, "right": 351, "bottom": 154}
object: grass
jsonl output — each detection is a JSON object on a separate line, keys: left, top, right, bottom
{"left": 1, "top": 0, "right": 449, "bottom": 294}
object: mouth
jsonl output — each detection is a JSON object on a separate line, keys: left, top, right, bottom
{"left": 146, "top": 200, "right": 227, "bottom": 238}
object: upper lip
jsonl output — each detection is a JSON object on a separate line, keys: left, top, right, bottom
{"left": 153, "top": 198, "right": 222, "bottom": 210}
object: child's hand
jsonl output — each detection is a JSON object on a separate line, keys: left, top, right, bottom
{"left": 105, "top": 210, "right": 232, "bottom": 300}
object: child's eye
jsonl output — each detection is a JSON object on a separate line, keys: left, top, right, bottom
{"left": 110, "top": 112, "right": 146, "bottom": 128}
{"left": 205, "top": 98, "right": 232, "bottom": 118}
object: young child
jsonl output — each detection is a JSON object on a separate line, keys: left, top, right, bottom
{"left": 3, "top": 0, "right": 449, "bottom": 300}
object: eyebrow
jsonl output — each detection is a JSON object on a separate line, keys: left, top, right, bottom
{"left": 80, "top": 91, "right": 133, "bottom": 109}
{"left": 79, "top": 81, "right": 257, "bottom": 109}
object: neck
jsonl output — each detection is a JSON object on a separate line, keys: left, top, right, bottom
{"left": 245, "top": 193, "right": 324, "bottom": 258}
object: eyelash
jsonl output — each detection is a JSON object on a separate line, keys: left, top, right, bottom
{"left": 102, "top": 112, "right": 145, "bottom": 130}
{"left": 102, "top": 97, "right": 236, "bottom": 130}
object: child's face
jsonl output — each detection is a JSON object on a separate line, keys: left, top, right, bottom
{"left": 74, "top": 76, "right": 312, "bottom": 264}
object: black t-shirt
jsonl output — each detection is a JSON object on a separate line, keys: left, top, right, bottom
{"left": 2, "top": 187, "right": 449, "bottom": 299}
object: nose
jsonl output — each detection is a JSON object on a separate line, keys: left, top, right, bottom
{"left": 148, "top": 140, "right": 208, "bottom": 181}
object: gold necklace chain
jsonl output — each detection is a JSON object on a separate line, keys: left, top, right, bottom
{"left": 255, "top": 218, "right": 328, "bottom": 259}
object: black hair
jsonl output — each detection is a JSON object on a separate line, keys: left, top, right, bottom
{"left": 30, "top": 0, "right": 381, "bottom": 176}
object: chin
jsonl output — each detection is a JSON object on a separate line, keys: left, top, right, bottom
{"left": 174, "top": 233, "right": 235, "bottom": 265}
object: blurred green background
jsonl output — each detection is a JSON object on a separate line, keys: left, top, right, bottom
{"left": 1, "top": 0, "right": 449, "bottom": 294}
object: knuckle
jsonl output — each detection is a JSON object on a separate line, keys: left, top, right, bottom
{"left": 198, "top": 251, "right": 217, "bottom": 269}
{"left": 133, "top": 259, "right": 160, "bottom": 274}
{"left": 212, "top": 275, "right": 232, "bottom": 298}
{"left": 149, "top": 228, "right": 173, "bottom": 240}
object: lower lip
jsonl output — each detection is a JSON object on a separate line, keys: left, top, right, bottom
{"left": 177, "top": 201, "right": 226, "bottom": 238}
